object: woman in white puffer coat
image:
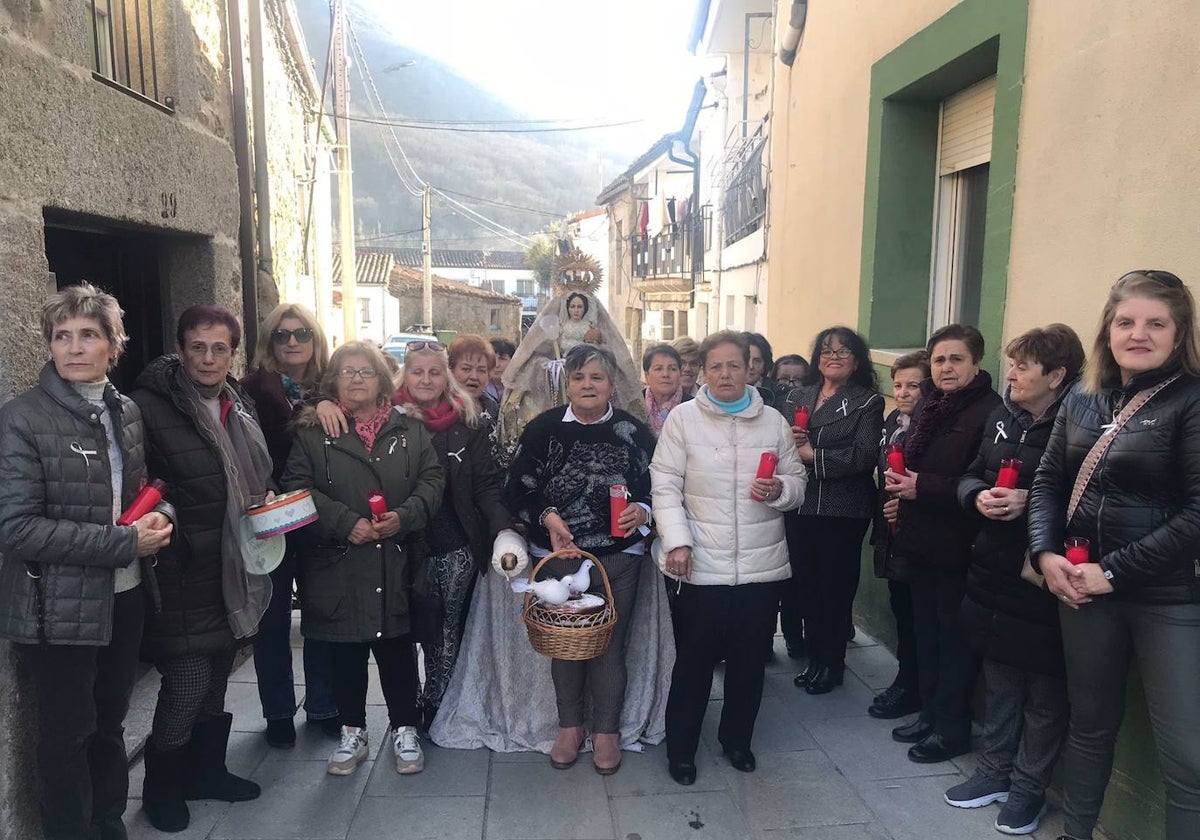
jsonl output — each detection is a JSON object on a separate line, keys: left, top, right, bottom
{"left": 651, "top": 330, "right": 806, "bottom": 787}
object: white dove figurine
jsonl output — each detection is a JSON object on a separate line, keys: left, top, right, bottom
{"left": 510, "top": 576, "right": 571, "bottom": 605}
{"left": 562, "top": 558, "right": 595, "bottom": 596}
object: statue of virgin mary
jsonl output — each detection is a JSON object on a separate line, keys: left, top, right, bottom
{"left": 496, "top": 247, "right": 646, "bottom": 460}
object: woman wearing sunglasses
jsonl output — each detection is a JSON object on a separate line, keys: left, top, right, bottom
{"left": 240, "top": 304, "right": 341, "bottom": 749}
{"left": 1028, "top": 270, "right": 1200, "bottom": 840}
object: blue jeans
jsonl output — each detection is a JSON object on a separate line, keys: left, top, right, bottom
{"left": 252, "top": 549, "right": 337, "bottom": 721}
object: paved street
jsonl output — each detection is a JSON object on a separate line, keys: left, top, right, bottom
{"left": 122, "top": 623, "right": 1086, "bottom": 840}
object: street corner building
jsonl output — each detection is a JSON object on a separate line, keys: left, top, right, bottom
{"left": 0, "top": 1, "right": 331, "bottom": 835}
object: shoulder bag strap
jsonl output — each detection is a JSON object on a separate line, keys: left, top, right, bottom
{"left": 1065, "top": 374, "right": 1179, "bottom": 523}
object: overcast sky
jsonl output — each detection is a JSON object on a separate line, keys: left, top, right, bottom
{"left": 361, "top": 0, "right": 704, "bottom": 155}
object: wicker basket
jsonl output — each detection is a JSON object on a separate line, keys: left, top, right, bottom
{"left": 522, "top": 549, "right": 616, "bottom": 660}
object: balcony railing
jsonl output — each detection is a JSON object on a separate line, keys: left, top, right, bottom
{"left": 86, "top": 0, "right": 173, "bottom": 112}
{"left": 722, "top": 137, "right": 766, "bottom": 246}
{"left": 631, "top": 217, "right": 697, "bottom": 280}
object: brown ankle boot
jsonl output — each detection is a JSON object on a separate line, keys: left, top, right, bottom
{"left": 550, "top": 726, "right": 584, "bottom": 769}
{"left": 592, "top": 732, "right": 621, "bottom": 775}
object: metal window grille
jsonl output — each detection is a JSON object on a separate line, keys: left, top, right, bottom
{"left": 722, "top": 140, "right": 766, "bottom": 246}
{"left": 85, "top": 0, "right": 172, "bottom": 112}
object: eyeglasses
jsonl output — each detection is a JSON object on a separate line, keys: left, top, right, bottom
{"left": 406, "top": 340, "right": 445, "bottom": 353}
{"left": 819, "top": 348, "right": 853, "bottom": 360}
{"left": 337, "top": 367, "right": 378, "bottom": 380}
{"left": 186, "top": 342, "right": 232, "bottom": 359}
{"left": 271, "top": 327, "right": 314, "bottom": 345}
{"left": 777, "top": 377, "right": 805, "bottom": 387}
{"left": 1119, "top": 269, "right": 1184, "bottom": 289}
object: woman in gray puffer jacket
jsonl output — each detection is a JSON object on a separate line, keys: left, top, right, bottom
{"left": 0, "top": 284, "right": 174, "bottom": 840}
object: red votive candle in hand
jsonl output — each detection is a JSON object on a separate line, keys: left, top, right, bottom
{"left": 1065, "top": 537, "right": 1090, "bottom": 565}
{"left": 368, "top": 491, "right": 388, "bottom": 522}
{"left": 885, "top": 443, "right": 906, "bottom": 476}
{"left": 117, "top": 479, "right": 166, "bottom": 526}
{"left": 752, "top": 452, "right": 779, "bottom": 501}
{"left": 996, "top": 458, "right": 1022, "bottom": 490}
{"left": 610, "top": 484, "right": 629, "bottom": 537}
{"left": 793, "top": 405, "right": 809, "bottom": 431}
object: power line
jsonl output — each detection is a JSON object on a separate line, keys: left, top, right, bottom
{"left": 434, "top": 187, "right": 568, "bottom": 218}
{"left": 318, "top": 111, "right": 644, "bottom": 133}
{"left": 431, "top": 188, "right": 537, "bottom": 246}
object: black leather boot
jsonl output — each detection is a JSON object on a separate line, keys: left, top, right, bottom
{"left": 142, "top": 743, "right": 190, "bottom": 833}
{"left": 184, "top": 713, "right": 261, "bottom": 802}
{"left": 792, "top": 661, "right": 822, "bottom": 688}
{"left": 804, "top": 664, "right": 845, "bottom": 695}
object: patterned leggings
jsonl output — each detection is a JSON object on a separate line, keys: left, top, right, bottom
{"left": 151, "top": 650, "right": 236, "bottom": 749}
{"left": 418, "top": 545, "right": 476, "bottom": 711}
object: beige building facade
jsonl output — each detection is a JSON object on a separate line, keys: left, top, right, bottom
{"left": 766, "top": 1, "right": 1200, "bottom": 836}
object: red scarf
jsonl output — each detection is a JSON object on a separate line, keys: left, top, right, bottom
{"left": 339, "top": 401, "right": 393, "bottom": 451}
{"left": 394, "top": 386, "right": 460, "bottom": 433}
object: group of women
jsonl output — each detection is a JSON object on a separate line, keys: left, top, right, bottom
{"left": 2, "top": 268, "right": 1198, "bottom": 840}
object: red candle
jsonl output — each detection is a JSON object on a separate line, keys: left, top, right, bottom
{"left": 117, "top": 479, "right": 166, "bottom": 526}
{"left": 885, "top": 443, "right": 906, "bottom": 476}
{"left": 368, "top": 491, "right": 388, "bottom": 522}
{"left": 793, "top": 405, "right": 809, "bottom": 431}
{"left": 609, "top": 484, "right": 629, "bottom": 537}
{"left": 996, "top": 458, "right": 1022, "bottom": 490}
{"left": 1065, "top": 537, "right": 1090, "bottom": 565}
{"left": 756, "top": 452, "right": 779, "bottom": 480}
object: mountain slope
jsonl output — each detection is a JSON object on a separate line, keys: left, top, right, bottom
{"left": 294, "top": 0, "right": 622, "bottom": 250}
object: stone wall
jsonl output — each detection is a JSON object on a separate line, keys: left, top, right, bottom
{"left": 393, "top": 288, "right": 522, "bottom": 345}
{"left": 0, "top": 0, "right": 251, "bottom": 835}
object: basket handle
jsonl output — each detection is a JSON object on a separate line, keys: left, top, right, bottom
{"left": 525, "top": 548, "right": 614, "bottom": 605}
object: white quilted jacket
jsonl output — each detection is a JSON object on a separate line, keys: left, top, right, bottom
{"left": 651, "top": 386, "right": 806, "bottom": 585}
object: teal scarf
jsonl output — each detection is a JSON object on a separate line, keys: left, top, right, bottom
{"left": 709, "top": 387, "right": 753, "bottom": 415}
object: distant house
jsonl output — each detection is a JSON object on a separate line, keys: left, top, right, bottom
{"left": 388, "top": 267, "right": 522, "bottom": 343}
{"left": 380, "top": 248, "right": 540, "bottom": 318}
{"left": 332, "top": 251, "right": 522, "bottom": 343}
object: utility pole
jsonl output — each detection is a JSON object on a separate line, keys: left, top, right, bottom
{"left": 422, "top": 184, "right": 433, "bottom": 330}
{"left": 333, "top": 0, "right": 356, "bottom": 345}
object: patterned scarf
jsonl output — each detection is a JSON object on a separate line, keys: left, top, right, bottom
{"left": 644, "top": 386, "right": 683, "bottom": 437}
{"left": 339, "top": 401, "right": 393, "bottom": 451}
{"left": 904, "top": 372, "right": 992, "bottom": 466}
{"left": 394, "top": 385, "right": 461, "bottom": 433}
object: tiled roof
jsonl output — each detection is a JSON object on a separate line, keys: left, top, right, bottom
{"left": 596, "top": 134, "right": 676, "bottom": 206}
{"left": 372, "top": 247, "right": 529, "bottom": 270}
{"left": 387, "top": 266, "right": 521, "bottom": 305}
{"left": 331, "top": 251, "right": 394, "bottom": 286}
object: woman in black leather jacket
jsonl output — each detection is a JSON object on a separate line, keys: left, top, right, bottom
{"left": 1028, "top": 270, "right": 1200, "bottom": 840}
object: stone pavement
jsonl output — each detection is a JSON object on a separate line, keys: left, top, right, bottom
{"left": 122, "top": 624, "right": 1087, "bottom": 840}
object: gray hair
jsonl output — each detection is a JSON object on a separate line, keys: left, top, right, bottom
{"left": 563, "top": 343, "right": 618, "bottom": 382}
{"left": 41, "top": 282, "right": 129, "bottom": 365}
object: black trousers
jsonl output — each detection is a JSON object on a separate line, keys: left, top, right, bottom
{"left": 794, "top": 516, "right": 870, "bottom": 670}
{"left": 16, "top": 586, "right": 145, "bottom": 840}
{"left": 329, "top": 634, "right": 419, "bottom": 731}
{"left": 888, "top": 580, "right": 919, "bottom": 694}
{"left": 910, "top": 566, "right": 978, "bottom": 742}
{"left": 665, "top": 580, "right": 782, "bottom": 763}
{"left": 779, "top": 511, "right": 806, "bottom": 649}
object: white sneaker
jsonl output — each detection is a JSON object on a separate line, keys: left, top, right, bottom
{"left": 393, "top": 726, "right": 424, "bottom": 774}
{"left": 327, "top": 726, "right": 369, "bottom": 776}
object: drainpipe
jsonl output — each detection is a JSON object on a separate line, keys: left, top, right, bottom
{"left": 779, "top": 0, "right": 808, "bottom": 67}
{"left": 227, "top": 0, "right": 259, "bottom": 357}
{"left": 248, "top": 0, "right": 274, "bottom": 304}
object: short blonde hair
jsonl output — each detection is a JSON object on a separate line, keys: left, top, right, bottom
{"left": 41, "top": 283, "right": 128, "bottom": 368}
{"left": 254, "top": 303, "right": 329, "bottom": 389}
{"left": 400, "top": 346, "right": 481, "bottom": 428}
{"left": 319, "top": 341, "right": 395, "bottom": 407}
{"left": 1085, "top": 270, "right": 1200, "bottom": 392}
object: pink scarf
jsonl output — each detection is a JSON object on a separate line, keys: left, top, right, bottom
{"left": 645, "top": 386, "right": 683, "bottom": 438}
{"left": 339, "top": 401, "right": 393, "bottom": 452}
{"left": 394, "top": 386, "right": 461, "bottom": 433}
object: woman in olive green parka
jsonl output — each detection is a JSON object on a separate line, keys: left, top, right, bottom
{"left": 282, "top": 341, "right": 444, "bottom": 777}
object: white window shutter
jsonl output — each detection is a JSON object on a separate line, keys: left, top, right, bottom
{"left": 939, "top": 76, "right": 996, "bottom": 176}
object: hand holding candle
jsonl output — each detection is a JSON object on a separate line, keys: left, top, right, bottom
{"left": 996, "top": 458, "right": 1022, "bottom": 490}
{"left": 368, "top": 491, "right": 388, "bottom": 522}
{"left": 793, "top": 405, "right": 809, "bottom": 432}
{"left": 885, "top": 443, "right": 906, "bottom": 476}
{"left": 609, "top": 484, "right": 629, "bottom": 537}
{"left": 118, "top": 479, "right": 166, "bottom": 526}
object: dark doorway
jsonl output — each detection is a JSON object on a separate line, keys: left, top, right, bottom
{"left": 44, "top": 214, "right": 167, "bottom": 392}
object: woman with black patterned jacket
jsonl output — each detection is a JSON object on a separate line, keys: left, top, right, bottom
{"left": 781, "top": 327, "right": 884, "bottom": 695}
{"left": 504, "top": 343, "right": 656, "bottom": 776}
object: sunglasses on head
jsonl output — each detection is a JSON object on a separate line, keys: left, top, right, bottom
{"left": 406, "top": 340, "right": 445, "bottom": 353}
{"left": 271, "top": 327, "right": 314, "bottom": 344}
{"left": 1119, "top": 269, "right": 1184, "bottom": 289}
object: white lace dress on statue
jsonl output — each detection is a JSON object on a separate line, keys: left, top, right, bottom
{"left": 429, "top": 559, "right": 674, "bottom": 753}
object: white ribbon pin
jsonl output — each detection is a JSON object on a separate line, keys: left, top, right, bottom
{"left": 71, "top": 441, "right": 98, "bottom": 468}
{"left": 837, "top": 398, "right": 849, "bottom": 416}
{"left": 448, "top": 447, "right": 466, "bottom": 464}
{"left": 994, "top": 421, "right": 1008, "bottom": 444}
